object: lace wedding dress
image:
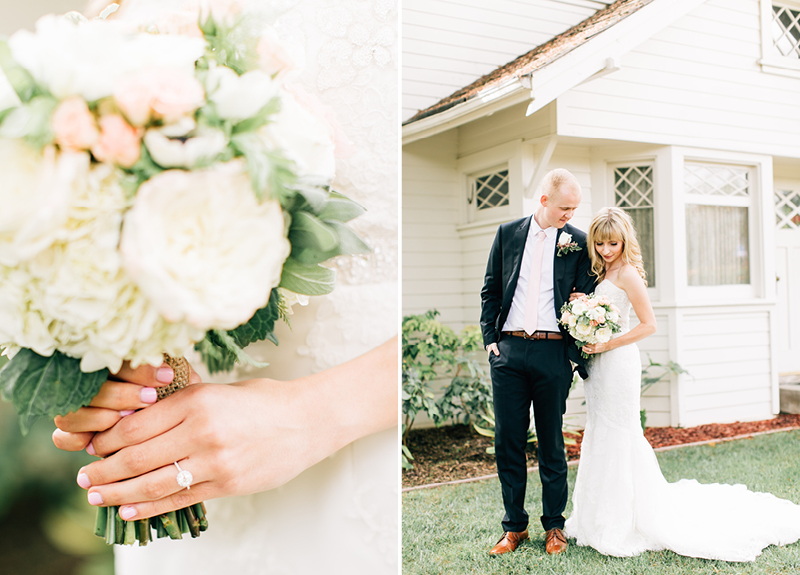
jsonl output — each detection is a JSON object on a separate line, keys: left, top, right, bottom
{"left": 565, "top": 279, "right": 800, "bottom": 562}
{"left": 106, "top": 0, "right": 399, "bottom": 573}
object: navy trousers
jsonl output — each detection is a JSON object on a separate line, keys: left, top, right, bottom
{"left": 489, "top": 334, "right": 573, "bottom": 532}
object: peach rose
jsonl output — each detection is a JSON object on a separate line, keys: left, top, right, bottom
{"left": 51, "top": 96, "right": 99, "bottom": 151}
{"left": 114, "top": 68, "right": 205, "bottom": 127}
{"left": 91, "top": 114, "right": 142, "bottom": 168}
{"left": 257, "top": 28, "right": 294, "bottom": 79}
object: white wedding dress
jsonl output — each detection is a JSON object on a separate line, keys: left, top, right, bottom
{"left": 565, "top": 279, "right": 800, "bottom": 562}
{"left": 108, "top": 0, "right": 399, "bottom": 573}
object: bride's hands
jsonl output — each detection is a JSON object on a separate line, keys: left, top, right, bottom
{"left": 52, "top": 361, "right": 201, "bottom": 454}
{"left": 582, "top": 341, "right": 613, "bottom": 355}
{"left": 68, "top": 337, "right": 397, "bottom": 521}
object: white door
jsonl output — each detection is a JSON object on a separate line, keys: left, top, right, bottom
{"left": 775, "top": 188, "right": 800, "bottom": 374}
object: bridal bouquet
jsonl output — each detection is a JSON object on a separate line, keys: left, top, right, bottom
{"left": 559, "top": 294, "right": 622, "bottom": 359}
{"left": 0, "top": 3, "right": 366, "bottom": 545}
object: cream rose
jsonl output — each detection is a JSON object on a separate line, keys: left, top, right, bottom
{"left": 558, "top": 232, "right": 572, "bottom": 246}
{"left": 120, "top": 161, "right": 291, "bottom": 331}
{"left": 205, "top": 66, "right": 276, "bottom": 122}
{"left": 257, "top": 28, "right": 294, "bottom": 78}
{"left": 260, "top": 91, "right": 336, "bottom": 181}
{"left": 575, "top": 320, "right": 593, "bottom": 339}
{"left": 143, "top": 126, "right": 227, "bottom": 168}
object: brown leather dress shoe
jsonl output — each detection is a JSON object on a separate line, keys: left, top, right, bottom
{"left": 489, "top": 530, "right": 529, "bottom": 556}
{"left": 545, "top": 528, "right": 568, "bottom": 555}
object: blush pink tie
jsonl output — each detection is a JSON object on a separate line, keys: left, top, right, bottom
{"left": 524, "top": 230, "right": 547, "bottom": 336}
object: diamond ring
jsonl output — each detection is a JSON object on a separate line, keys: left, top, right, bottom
{"left": 174, "top": 461, "right": 193, "bottom": 490}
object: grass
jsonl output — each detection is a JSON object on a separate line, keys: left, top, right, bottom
{"left": 402, "top": 429, "right": 800, "bottom": 575}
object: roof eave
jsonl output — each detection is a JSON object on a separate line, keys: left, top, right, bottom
{"left": 402, "top": 0, "right": 709, "bottom": 147}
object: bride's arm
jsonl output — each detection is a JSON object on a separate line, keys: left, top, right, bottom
{"left": 582, "top": 265, "right": 656, "bottom": 354}
{"left": 54, "top": 336, "right": 397, "bottom": 521}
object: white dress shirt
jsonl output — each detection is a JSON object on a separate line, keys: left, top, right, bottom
{"left": 501, "top": 218, "right": 559, "bottom": 333}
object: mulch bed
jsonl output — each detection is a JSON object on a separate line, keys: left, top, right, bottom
{"left": 402, "top": 414, "right": 800, "bottom": 488}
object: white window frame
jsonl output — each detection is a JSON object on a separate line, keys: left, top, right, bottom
{"left": 759, "top": 0, "right": 800, "bottom": 79}
{"left": 466, "top": 165, "right": 511, "bottom": 223}
{"left": 681, "top": 157, "right": 762, "bottom": 300}
{"left": 608, "top": 162, "right": 658, "bottom": 290}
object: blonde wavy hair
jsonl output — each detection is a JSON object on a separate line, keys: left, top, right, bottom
{"left": 588, "top": 207, "right": 647, "bottom": 285}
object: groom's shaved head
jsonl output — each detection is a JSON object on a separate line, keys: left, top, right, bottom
{"left": 542, "top": 168, "right": 581, "bottom": 201}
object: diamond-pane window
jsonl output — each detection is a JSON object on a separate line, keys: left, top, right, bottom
{"left": 614, "top": 166, "right": 656, "bottom": 287}
{"left": 473, "top": 169, "right": 509, "bottom": 211}
{"left": 776, "top": 189, "right": 800, "bottom": 229}
{"left": 773, "top": 4, "right": 800, "bottom": 59}
{"left": 684, "top": 164, "right": 749, "bottom": 197}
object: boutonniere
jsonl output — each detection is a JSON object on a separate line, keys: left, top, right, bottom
{"left": 556, "top": 232, "right": 581, "bottom": 257}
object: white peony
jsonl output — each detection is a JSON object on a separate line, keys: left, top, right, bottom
{"left": 120, "top": 161, "right": 291, "bottom": 331}
{"left": 8, "top": 15, "right": 205, "bottom": 102}
{"left": 595, "top": 327, "right": 613, "bottom": 343}
{"left": 0, "top": 142, "right": 82, "bottom": 267}
{"left": 260, "top": 91, "right": 336, "bottom": 182}
{"left": 1, "top": 160, "right": 205, "bottom": 372}
{"left": 607, "top": 309, "right": 620, "bottom": 324}
{"left": 205, "top": 65, "right": 277, "bottom": 121}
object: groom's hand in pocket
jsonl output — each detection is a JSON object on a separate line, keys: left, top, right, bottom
{"left": 52, "top": 361, "right": 202, "bottom": 454}
{"left": 486, "top": 343, "right": 500, "bottom": 358}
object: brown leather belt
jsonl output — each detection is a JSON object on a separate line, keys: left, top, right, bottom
{"left": 502, "top": 330, "right": 563, "bottom": 341}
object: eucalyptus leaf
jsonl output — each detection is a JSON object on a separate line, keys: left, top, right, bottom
{"left": 289, "top": 211, "right": 339, "bottom": 252}
{"left": 279, "top": 258, "right": 335, "bottom": 295}
{"left": 318, "top": 194, "right": 366, "bottom": 223}
{"left": 0, "top": 349, "right": 108, "bottom": 435}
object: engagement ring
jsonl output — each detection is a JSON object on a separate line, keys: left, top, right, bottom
{"left": 174, "top": 462, "right": 193, "bottom": 490}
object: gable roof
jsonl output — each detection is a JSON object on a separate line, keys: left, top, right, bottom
{"left": 404, "top": 0, "right": 655, "bottom": 125}
{"left": 402, "top": 0, "right": 709, "bottom": 144}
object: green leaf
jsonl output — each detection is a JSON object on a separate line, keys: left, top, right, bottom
{"left": 327, "top": 221, "right": 370, "bottom": 255}
{"left": 0, "top": 349, "right": 108, "bottom": 435}
{"left": 0, "top": 39, "right": 38, "bottom": 103}
{"left": 279, "top": 258, "right": 335, "bottom": 295}
{"left": 231, "top": 97, "right": 280, "bottom": 135}
{"left": 228, "top": 289, "right": 281, "bottom": 349}
{"left": 318, "top": 193, "right": 366, "bottom": 222}
{"left": 210, "top": 330, "right": 268, "bottom": 370}
{"left": 289, "top": 211, "right": 339, "bottom": 252}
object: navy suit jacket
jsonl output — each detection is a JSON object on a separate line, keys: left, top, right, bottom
{"left": 479, "top": 216, "right": 596, "bottom": 378}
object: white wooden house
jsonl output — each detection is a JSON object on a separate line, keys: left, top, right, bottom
{"left": 402, "top": 0, "right": 800, "bottom": 428}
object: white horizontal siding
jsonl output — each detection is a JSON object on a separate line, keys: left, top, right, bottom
{"left": 557, "top": 0, "right": 800, "bottom": 158}
{"left": 403, "top": 130, "right": 464, "bottom": 327}
{"left": 458, "top": 102, "right": 553, "bottom": 158}
{"left": 677, "top": 310, "right": 774, "bottom": 426}
{"left": 402, "top": 0, "right": 606, "bottom": 121}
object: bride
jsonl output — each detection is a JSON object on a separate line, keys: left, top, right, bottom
{"left": 51, "top": 0, "right": 399, "bottom": 573}
{"left": 565, "top": 207, "right": 800, "bottom": 562}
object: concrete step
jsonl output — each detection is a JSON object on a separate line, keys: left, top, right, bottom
{"left": 780, "top": 374, "right": 800, "bottom": 414}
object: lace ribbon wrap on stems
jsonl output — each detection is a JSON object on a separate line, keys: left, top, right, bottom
{"left": 95, "top": 354, "right": 208, "bottom": 545}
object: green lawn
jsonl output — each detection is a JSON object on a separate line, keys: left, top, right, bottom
{"left": 403, "top": 429, "right": 800, "bottom": 575}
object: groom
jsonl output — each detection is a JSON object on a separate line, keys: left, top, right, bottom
{"left": 480, "top": 168, "right": 594, "bottom": 556}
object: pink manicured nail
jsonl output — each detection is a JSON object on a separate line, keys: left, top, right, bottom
{"left": 140, "top": 387, "right": 157, "bottom": 403}
{"left": 88, "top": 491, "right": 103, "bottom": 506}
{"left": 156, "top": 367, "right": 174, "bottom": 384}
{"left": 77, "top": 472, "right": 91, "bottom": 489}
{"left": 120, "top": 410, "right": 135, "bottom": 417}
{"left": 86, "top": 442, "right": 96, "bottom": 456}
{"left": 119, "top": 506, "right": 137, "bottom": 520}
